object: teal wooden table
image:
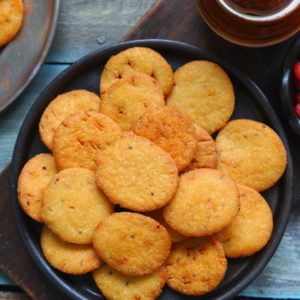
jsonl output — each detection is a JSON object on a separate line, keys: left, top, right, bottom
{"left": 0, "top": 1, "right": 300, "bottom": 299}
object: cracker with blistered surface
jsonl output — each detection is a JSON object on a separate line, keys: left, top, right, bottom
{"left": 0, "top": 0, "right": 23, "bottom": 47}
{"left": 167, "top": 60, "right": 235, "bottom": 134}
{"left": 185, "top": 124, "right": 217, "bottom": 171}
{"left": 215, "top": 184, "right": 273, "bottom": 258}
{"left": 18, "top": 153, "right": 57, "bottom": 222}
{"left": 42, "top": 168, "right": 114, "bottom": 244}
{"left": 163, "top": 169, "right": 240, "bottom": 237}
{"left": 100, "top": 73, "right": 164, "bottom": 130}
{"left": 93, "top": 264, "right": 167, "bottom": 300}
{"left": 100, "top": 47, "right": 174, "bottom": 97}
{"left": 216, "top": 119, "right": 287, "bottom": 192}
{"left": 166, "top": 237, "right": 227, "bottom": 296}
{"left": 132, "top": 106, "right": 198, "bottom": 171}
{"left": 96, "top": 132, "right": 178, "bottom": 211}
{"left": 39, "top": 90, "right": 100, "bottom": 150}
{"left": 41, "top": 227, "right": 101, "bottom": 275}
{"left": 53, "top": 111, "right": 121, "bottom": 171}
{"left": 93, "top": 212, "right": 171, "bottom": 276}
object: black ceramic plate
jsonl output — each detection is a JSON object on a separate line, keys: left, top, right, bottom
{"left": 10, "top": 40, "right": 293, "bottom": 300}
{"left": 0, "top": 0, "right": 60, "bottom": 113}
{"left": 281, "top": 37, "right": 300, "bottom": 136}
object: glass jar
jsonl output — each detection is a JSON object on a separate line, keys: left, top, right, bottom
{"left": 197, "top": 0, "right": 300, "bottom": 47}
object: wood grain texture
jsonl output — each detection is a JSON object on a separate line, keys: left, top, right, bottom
{"left": 46, "top": 0, "right": 156, "bottom": 63}
{"left": 0, "top": 292, "right": 31, "bottom": 300}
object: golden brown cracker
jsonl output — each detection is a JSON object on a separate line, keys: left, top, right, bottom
{"left": 216, "top": 119, "right": 287, "bottom": 191}
{"left": 42, "top": 168, "right": 114, "bottom": 244}
{"left": 132, "top": 106, "right": 198, "bottom": 171}
{"left": 185, "top": 124, "right": 217, "bottom": 171}
{"left": 18, "top": 153, "right": 57, "bottom": 222}
{"left": 166, "top": 237, "right": 227, "bottom": 296}
{"left": 100, "top": 47, "right": 174, "bottom": 96}
{"left": 39, "top": 90, "right": 100, "bottom": 150}
{"left": 167, "top": 60, "right": 235, "bottom": 134}
{"left": 93, "top": 264, "right": 167, "bottom": 300}
{"left": 215, "top": 185, "right": 273, "bottom": 258}
{"left": 96, "top": 132, "right": 178, "bottom": 212}
{"left": 100, "top": 73, "right": 164, "bottom": 130}
{"left": 41, "top": 227, "right": 101, "bottom": 275}
{"left": 0, "top": 0, "right": 23, "bottom": 47}
{"left": 93, "top": 212, "right": 171, "bottom": 276}
{"left": 52, "top": 111, "right": 121, "bottom": 171}
{"left": 163, "top": 169, "right": 239, "bottom": 237}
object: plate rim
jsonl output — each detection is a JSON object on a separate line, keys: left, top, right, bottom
{"left": 0, "top": 0, "right": 60, "bottom": 114}
{"left": 10, "top": 39, "right": 293, "bottom": 300}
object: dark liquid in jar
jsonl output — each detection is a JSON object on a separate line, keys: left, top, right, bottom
{"left": 228, "top": 0, "right": 292, "bottom": 15}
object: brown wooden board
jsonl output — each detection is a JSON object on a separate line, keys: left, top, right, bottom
{"left": 0, "top": 0, "right": 299, "bottom": 299}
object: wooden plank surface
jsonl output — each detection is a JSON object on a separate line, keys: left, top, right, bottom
{"left": 46, "top": 0, "right": 156, "bottom": 63}
{"left": 0, "top": 291, "right": 31, "bottom": 300}
{"left": 0, "top": 0, "right": 300, "bottom": 299}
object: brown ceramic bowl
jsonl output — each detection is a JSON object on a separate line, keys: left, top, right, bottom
{"left": 197, "top": 0, "right": 300, "bottom": 47}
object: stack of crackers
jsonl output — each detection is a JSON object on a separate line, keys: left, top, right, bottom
{"left": 18, "top": 47, "right": 287, "bottom": 299}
